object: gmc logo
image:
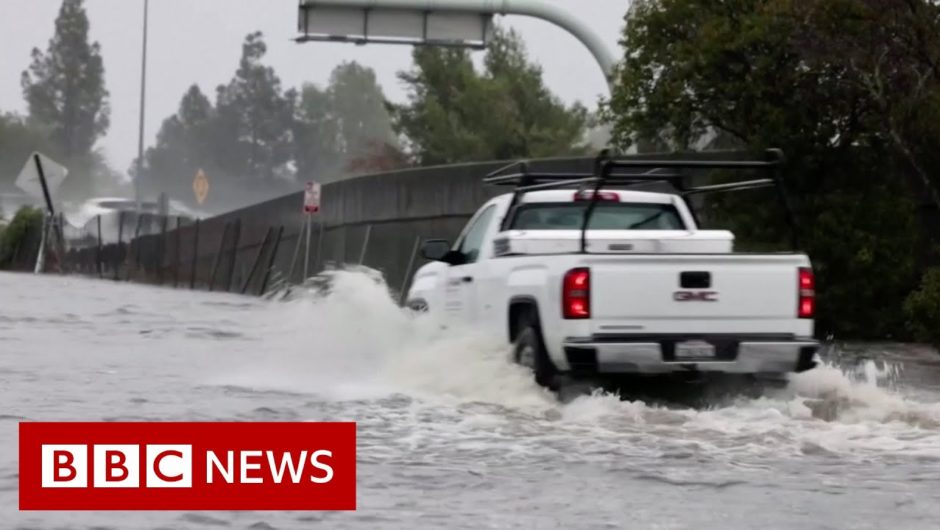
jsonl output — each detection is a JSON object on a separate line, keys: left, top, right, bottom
{"left": 674, "top": 291, "right": 719, "bottom": 302}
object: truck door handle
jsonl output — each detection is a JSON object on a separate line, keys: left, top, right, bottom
{"left": 461, "top": 276, "right": 474, "bottom": 283}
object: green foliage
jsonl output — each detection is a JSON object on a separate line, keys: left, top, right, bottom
{"left": 136, "top": 25, "right": 590, "bottom": 207}
{"left": 144, "top": 86, "right": 213, "bottom": 181}
{"left": 213, "top": 32, "right": 295, "bottom": 183}
{"left": 138, "top": 34, "right": 400, "bottom": 210}
{"left": 138, "top": 33, "right": 299, "bottom": 210}
{"left": 905, "top": 267, "right": 940, "bottom": 348}
{"left": 806, "top": 180, "right": 918, "bottom": 339}
{"left": 0, "top": 113, "right": 53, "bottom": 192}
{"left": 292, "top": 83, "right": 337, "bottom": 181}
{"left": 10, "top": 0, "right": 117, "bottom": 201}
{"left": 326, "top": 62, "right": 397, "bottom": 160}
{"left": 137, "top": 85, "right": 217, "bottom": 206}
{"left": 21, "top": 0, "right": 109, "bottom": 158}
{"left": 0, "top": 206, "right": 43, "bottom": 269}
{"left": 1, "top": 110, "right": 119, "bottom": 201}
{"left": 603, "top": 0, "right": 940, "bottom": 339}
{"left": 294, "top": 62, "right": 399, "bottom": 182}
{"left": 391, "top": 26, "right": 588, "bottom": 165}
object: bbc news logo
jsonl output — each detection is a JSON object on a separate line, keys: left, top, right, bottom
{"left": 40, "top": 445, "right": 335, "bottom": 489}
{"left": 41, "top": 444, "right": 195, "bottom": 488}
{"left": 20, "top": 422, "right": 356, "bottom": 511}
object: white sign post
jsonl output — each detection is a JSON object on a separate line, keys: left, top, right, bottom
{"left": 303, "top": 181, "right": 321, "bottom": 214}
{"left": 302, "top": 182, "right": 321, "bottom": 279}
{"left": 33, "top": 215, "right": 47, "bottom": 274}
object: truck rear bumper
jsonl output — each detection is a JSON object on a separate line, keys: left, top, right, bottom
{"left": 561, "top": 335, "right": 819, "bottom": 375}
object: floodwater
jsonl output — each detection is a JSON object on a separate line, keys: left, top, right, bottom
{"left": 2, "top": 270, "right": 939, "bottom": 530}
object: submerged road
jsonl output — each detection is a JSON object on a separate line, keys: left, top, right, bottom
{"left": 2, "top": 271, "right": 940, "bottom": 529}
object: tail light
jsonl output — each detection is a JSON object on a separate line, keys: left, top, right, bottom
{"left": 574, "top": 191, "right": 619, "bottom": 202}
{"left": 798, "top": 267, "right": 815, "bottom": 319}
{"left": 563, "top": 268, "right": 591, "bottom": 319}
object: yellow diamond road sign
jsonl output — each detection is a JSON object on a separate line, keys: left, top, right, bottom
{"left": 193, "top": 169, "right": 209, "bottom": 205}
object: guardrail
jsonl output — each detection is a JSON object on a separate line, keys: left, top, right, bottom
{"left": 60, "top": 158, "right": 597, "bottom": 297}
{"left": 61, "top": 153, "right": 756, "bottom": 299}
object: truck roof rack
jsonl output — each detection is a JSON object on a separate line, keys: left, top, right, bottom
{"left": 484, "top": 148, "right": 799, "bottom": 252}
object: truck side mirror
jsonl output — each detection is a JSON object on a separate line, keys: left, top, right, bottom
{"left": 421, "top": 240, "right": 465, "bottom": 265}
{"left": 421, "top": 240, "right": 453, "bottom": 262}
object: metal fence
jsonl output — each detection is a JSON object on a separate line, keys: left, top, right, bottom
{"left": 61, "top": 211, "right": 473, "bottom": 300}
{"left": 59, "top": 157, "right": 599, "bottom": 299}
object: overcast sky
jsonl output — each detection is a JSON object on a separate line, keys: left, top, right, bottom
{"left": 1, "top": 0, "right": 628, "bottom": 174}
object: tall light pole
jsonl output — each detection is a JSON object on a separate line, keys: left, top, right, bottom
{"left": 135, "top": 0, "right": 149, "bottom": 209}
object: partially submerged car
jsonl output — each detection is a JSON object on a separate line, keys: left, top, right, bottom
{"left": 63, "top": 197, "right": 203, "bottom": 244}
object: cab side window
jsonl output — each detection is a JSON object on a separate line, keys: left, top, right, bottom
{"left": 455, "top": 205, "right": 496, "bottom": 264}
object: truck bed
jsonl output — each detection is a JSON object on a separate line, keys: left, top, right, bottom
{"left": 482, "top": 249, "right": 816, "bottom": 375}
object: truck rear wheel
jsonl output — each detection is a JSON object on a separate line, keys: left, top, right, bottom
{"left": 512, "top": 311, "right": 558, "bottom": 390}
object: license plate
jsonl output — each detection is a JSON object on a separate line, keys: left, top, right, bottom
{"left": 674, "top": 340, "right": 716, "bottom": 360}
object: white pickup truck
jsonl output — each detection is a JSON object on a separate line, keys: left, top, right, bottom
{"left": 405, "top": 151, "right": 819, "bottom": 389}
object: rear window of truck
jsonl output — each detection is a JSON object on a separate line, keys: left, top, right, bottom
{"left": 511, "top": 203, "right": 685, "bottom": 230}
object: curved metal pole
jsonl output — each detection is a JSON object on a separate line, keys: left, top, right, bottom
{"left": 299, "top": 0, "right": 617, "bottom": 90}
{"left": 487, "top": 0, "right": 616, "bottom": 87}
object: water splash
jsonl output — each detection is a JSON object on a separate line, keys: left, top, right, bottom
{"left": 786, "top": 361, "right": 939, "bottom": 427}
{"left": 208, "top": 267, "right": 940, "bottom": 458}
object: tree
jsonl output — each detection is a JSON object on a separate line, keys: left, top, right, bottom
{"left": 293, "top": 83, "right": 339, "bottom": 182}
{"left": 345, "top": 142, "right": 410, "bottom": 174}
{"left": 137, "top": 33, "right": 302, "bottom": 211}
{"left": 328, "top": 62, "right": 397, "bottom": 164}
{"left": 138, "top": 85, "right": 216, "bottom": 204}
{"left": 214, "top": 32, "right": 295, "bottom": 183}
{"left": 391, "top": 26, "right": 588, "bottom": 166}
{"left": 18, "top": 0, "right": 113, "bottom": 201}
{"left": 21, "top": 0, "right": 109, "bottom": 165}
{"left": 792, "top": 0, "right": 940, "bottom": 236}
{"left": 293, "top": 62, "right": 401, "bottom": 182}
{"left": 0, "top": 113, "right": 53, "bottom": 192}
{"left": 137, "top": 39, "right": 399, "bottom": 207}
{"left": 601, "top": 0, "right": 937, "bottom": 339}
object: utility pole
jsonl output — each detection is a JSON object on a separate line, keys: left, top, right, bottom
{"left": 135, "top": 0, "right": 149, "bottom": 210}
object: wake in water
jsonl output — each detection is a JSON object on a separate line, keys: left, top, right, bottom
{"left": 208, "top": 267, "right": 940, "bottom": 458}
{"left": 214, "top": 267, "right": 553, "bottom": 409}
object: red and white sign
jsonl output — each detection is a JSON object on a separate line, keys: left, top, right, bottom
{"left": 303, "top": 181, "right": 321, "bottom": 214}
{"left": 19, "top": 422, "right": 356, "bottom": 511}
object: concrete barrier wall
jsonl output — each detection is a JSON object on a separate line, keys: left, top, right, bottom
{"left": 64, "top": 157, "right": 597, "bottom": 299}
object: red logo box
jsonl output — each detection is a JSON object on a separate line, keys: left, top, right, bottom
{"left": 19, "top": 422, "right": 356, "bottom": 511}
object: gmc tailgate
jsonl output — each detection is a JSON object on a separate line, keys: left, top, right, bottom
{"left": 584, "top": 254, "right": 813, "bottom": 336}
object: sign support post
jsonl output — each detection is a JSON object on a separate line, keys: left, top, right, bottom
{"left": 287, "top": 217, "right": 305, "bottom": 283}
{"left": 302, "top": 181, "right": 321, "bottom": 280}
{"left": 33, "top": 153, "right": 56, "bottom": 218}
{"left": 303, "top": 215, "right": 312, "bottom": 280}
{"left": 17, "top": 153, "right": 69, "bottom": 274}
{"left": 34, "top": 215, "right": 47, "bottom": 274}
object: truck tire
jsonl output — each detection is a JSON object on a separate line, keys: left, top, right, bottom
{"left": 513, "top": 310, "right": 558, "bottom": 390}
